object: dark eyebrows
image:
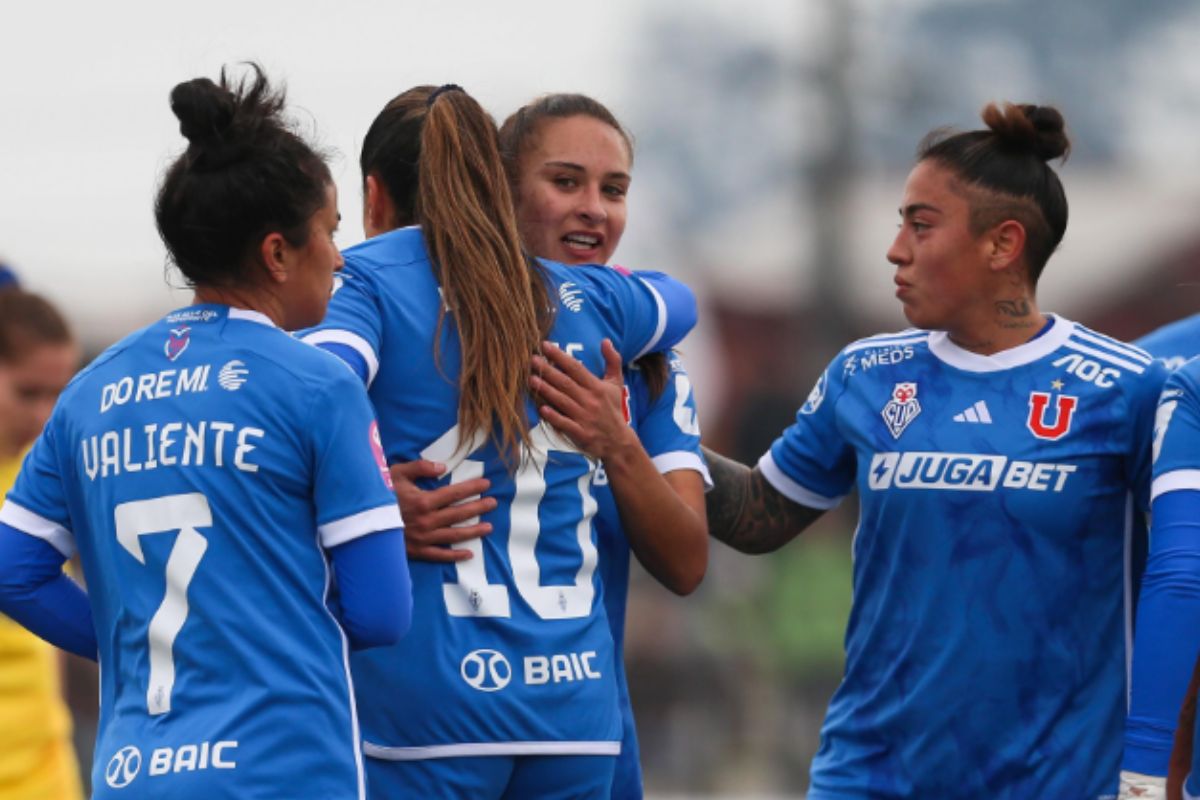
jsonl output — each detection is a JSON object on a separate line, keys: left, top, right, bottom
{"left": 899, "top": 202, "right": 942, "bottom": 218}
{"left": 543, "top": 160, "right": 631, "bottom": 183}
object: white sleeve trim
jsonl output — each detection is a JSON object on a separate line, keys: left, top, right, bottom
{"left": 756, "top": 452, "right": 844, "bottom": 511}
{"left": 633, "top": 278, "right": 668, "bottom": 360}
{"left": 319, "top": 504, "right": 404, "bottom": 549}
{"left": 1151, "top": 469, "right": 1200, "bottom": 501}
{"left": 301, "top": 329, "right": 381, "bottom": 388}
{"left": 651, "top": 451, "right": 713, "bottom": 491}
{"left": 0, "top": 500, "right": 75, "bottom": 558}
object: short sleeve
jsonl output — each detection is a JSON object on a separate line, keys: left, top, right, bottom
{"left": 0, "top": 420, "right": 76, "bottom": 557}
{"left": 634, "top": 354, "right": 711, "bottom": 489}
{"left": 309, "top": 371, "right": 403, "bottom": 549}
{"left": 299, "top": 263, "right": 384, "bottom": 387}
{"left": 758, "top": 353, "right": 856, "bottom": 510}
{"left": 571, "top": 266, "right": 696, "bottom": 363}
{"left": 1151, "top": 362, "right": 1200, "bottom": 502}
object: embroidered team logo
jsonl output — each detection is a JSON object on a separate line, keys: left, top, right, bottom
{"left": 369, "top": 421, "right": 393, "bottom": 490}
{"left": 164, "top": 327, "right": 191, "bottom": 361}
{"left": 881, "top": 382, "right": 921, "bottom": 439}
{"left": 1026, "top": 392, "right": 1078, "bottom": 440}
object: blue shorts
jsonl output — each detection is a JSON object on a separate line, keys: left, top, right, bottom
{"left": 365, "top": 753, "right": 616, "bottom": 800}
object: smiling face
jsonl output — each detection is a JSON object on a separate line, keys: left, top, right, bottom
{"left": 513, "top": 115, "right": 631, "bottom": 265}
{"left": 886, "top": 160, "right": 998, "bottom": 332}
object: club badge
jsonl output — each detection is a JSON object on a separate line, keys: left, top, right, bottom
{"left": 165, "top": 327, "right": 191, "bottom": 362}
{"left": 1026, "top": 391, "right": 1078, "bottom": 441}
{"left": 881, "top": 382, "right": 921, "bottom": 440}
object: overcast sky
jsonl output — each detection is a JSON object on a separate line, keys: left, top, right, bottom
{"left": 1, "top": 0, "right": 803, "bottom": 344}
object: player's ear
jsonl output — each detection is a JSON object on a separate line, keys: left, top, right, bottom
{"left": 363, "top": 173, "right": 396, "bottom": 238}
{"left": 258, "top": 232, "right": 289, "bottom": 284}
{"left": 988, "top": 219, "right": 1026, "bottom": 274}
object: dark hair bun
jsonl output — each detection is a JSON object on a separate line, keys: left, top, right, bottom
{"left": 170, "top": 78, "right": 236, "bottom": 149}
{"left": 981, "top": 102, "right": 1070, "bottom": 163}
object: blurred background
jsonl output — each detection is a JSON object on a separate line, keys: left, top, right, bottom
{"left": 5, "top": 0, "right": 1200, "bottom": 796}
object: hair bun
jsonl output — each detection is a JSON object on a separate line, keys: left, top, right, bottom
{"left": 981, "top": 102, "right": 1070, "bottom": 163}
{"left": 170, "top": 77, "right": 236, "bottom": 148}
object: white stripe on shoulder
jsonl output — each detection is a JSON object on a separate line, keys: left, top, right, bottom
{"left": 363, "top": 740, "right": 622, "bottom": 761}
{"left": 0, "top": 500, "right": 75, "bottom": 558}
{"left": 1062, "top": 339, "right": 1146, "bottom": 374}
{"left": 844, "top": 330, "right": 930, "bottom": 355}
{"left": 1151, "top": 469, "right": 1200, "bottom": 501}
{"left": 1070, "top": 328, "right": 1153, "bottom": 365}
{"left": 651, "top": 451, "right": 714, "bottom": 491}
{"left": 633, "top": 277, "right": 669, "bottom": 360}
{"left": 757, "top": 453, "right": 844, "bottom": 510}
{"left": 319, "top": 505, "right": 404, "bottom": 549}
{"left": 301, "top": 330, "right": 381, "bottom": 387}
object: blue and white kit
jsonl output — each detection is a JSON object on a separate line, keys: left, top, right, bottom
{"left": 597, "top": 351, "right": 709, "bottom": 800}
{"left": 0, "top": 305, "right": 406, "bottom": 800}
{"left": 759, "top": 317, "right": 1164, "bottom": 799}
{"left": 300, "top": 227, "right": 696, "bottom": 772}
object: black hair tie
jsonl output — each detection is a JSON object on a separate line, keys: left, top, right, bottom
{"left": 427, "top": 84, "right": 464, "bottom": 107}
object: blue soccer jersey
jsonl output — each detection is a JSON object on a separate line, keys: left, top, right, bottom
{"left": 1136, "top": 312, "right": 1200, "bottom": 371}
{"left": 300, "top": 226, "right": 695, "bottom": 760}
{"left": 759, "top": 318, "right": 1165, "bottom": 799}
{"left": 594, "top": 352, "right": 709, "bottom": 799}
{"left": 0, "top": 305, "right": 403, "bottom": 800}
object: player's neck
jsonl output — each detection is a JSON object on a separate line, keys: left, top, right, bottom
{"left": 945, "top": 296, "right": 1046, "bottom": 356}
{"left": 192, "top": 287, "right": 284, "bottom": 329}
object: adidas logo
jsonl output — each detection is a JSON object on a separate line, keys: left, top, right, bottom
{"left": 952, "top": 401, "right": 992, "bottom": 424}
{"left": 558, "top": 281, "right": 584, "bottom": 312}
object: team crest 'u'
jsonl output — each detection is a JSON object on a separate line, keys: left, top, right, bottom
{"left": 881, "top": 382, "right": 921, "bottom": 440}
{"left": 1026, "top": 392, "right": 1078, "bottom": 440}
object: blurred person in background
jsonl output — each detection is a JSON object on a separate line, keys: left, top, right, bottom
{"left": 300, "top": 83, "right": 697, "bottom": 799}
{"left": 0, "top": 65, "right": 412, "bottom": 799}
{"left": 1136, "top": 313, "right": 1200, "bottom": 372}
{"left": 385, "top": 92, "right": 708, "bottom": 800}
{"left": 0, "top": 287, "right": 84, "bottom": 800}
{"left": 688, "top": 103, "right": 1165, "bottom": 798}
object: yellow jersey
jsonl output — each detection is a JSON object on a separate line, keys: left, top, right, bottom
{"left": 0, "top": 453, "right": 83, "bottom": 799}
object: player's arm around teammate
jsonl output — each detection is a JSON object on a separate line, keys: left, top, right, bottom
{"left": 389, "top": 94, "right": 707, "bottom": 597}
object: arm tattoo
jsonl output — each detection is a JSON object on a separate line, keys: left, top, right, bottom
{"left": 703, "top": 446, "right": 823, "bottom": 554}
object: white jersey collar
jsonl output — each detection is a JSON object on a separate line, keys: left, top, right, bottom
{"left": 228, "top": 307, "right": 280, "bottom": 329}
{"left": 927, "top": 314, "right": 1074, "bottom": 372}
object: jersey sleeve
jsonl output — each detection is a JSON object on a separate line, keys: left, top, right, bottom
{"left": 308, "top": 370, "right": 404, "bottom": 549}
{"left": 299, "top": 264, "right": 384, "bottom": 387}
{"left": 0, "top": 419, "right": 75, "bottom": 558}
{"left": 1151, "top": 362, "right": 1200, "bottom": 501}
{"left": 634, "top": 354, "right": 711, "bottom": 489}
{"left": 576, "top": 266, "right": 696, "bottom": 363}
{"left": 758, "top": 353, "right": 855, "bottom": 510}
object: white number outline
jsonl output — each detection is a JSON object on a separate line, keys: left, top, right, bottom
{"left": 422, "top": 422, "right": 599, "bottom": 620}
{"left": 672, "top": 372, "right": 701, "bottom": 434}
{"left": 114, "top": 493, "right": 211, "bottom": 715}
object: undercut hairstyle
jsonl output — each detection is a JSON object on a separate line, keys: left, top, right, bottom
{"left": 0, "top": 290, "right": 73, "bottom": 364}
{"left": 498, "top": 94, "right": 671, "bottom": 400}
{"left": 360, "top": 86, "right": 553, "bottom": 466}
{"left": 155, "top": 63, "right": 332, "bottom": 288}
{"left": 918, "top": 102, "right": 1070, "bottom": 285}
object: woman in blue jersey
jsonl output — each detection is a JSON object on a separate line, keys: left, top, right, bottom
{"left": 385, "top": 93, "right": 710, "bottom": 800}
{"left": 299, "top": 84, "right": 697, "bottom": 799}
{"left": 0, "top": 66, "right": 412, "bottom": 800}
{"left": 1122, "top": 351, "right": 1200, "bottom": 800}
{"left": 687, "top": 103, "right": 1166, "bottom": 798}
